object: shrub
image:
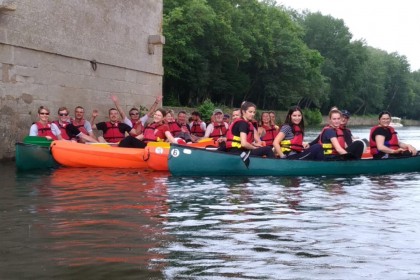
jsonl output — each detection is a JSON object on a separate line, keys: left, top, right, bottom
{"left": 197, "top": 99, "right": 215, "bottom": 123}
{"left": 303, "top": 108, "right": 322, "bottom": 125}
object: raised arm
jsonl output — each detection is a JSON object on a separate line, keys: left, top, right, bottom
{"left": 147, "top": 95, "right": 163, "bottom": 117}
{"left": 91, "top": 109, "right": 99, "bottom": 129}
{"left": 111, "top": 94, "right": 127, "bottom": 120}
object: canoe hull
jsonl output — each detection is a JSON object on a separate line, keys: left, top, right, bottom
{"left": 15, "top": 142, "right": 58, "bottom": 171}
{"left": 50, "top": 141, "right": 148, "bottom": 168}
{"left": 168, "top": 144, "right": 420, "bottom": 176}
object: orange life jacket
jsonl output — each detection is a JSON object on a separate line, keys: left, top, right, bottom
{"left": 36, "top": 122, "right": 58, "bottom": 140}
{"left": 319, "top": 125, "right": 345, "bottom": 155}
{"left": 102, "top": 122, "right": 125, "bottom": 143}
{"left": 225, "top": 118, "right": 254, "bottom": 149}
{"left": 209, "top": 121, "right": 228, "bottom": 140}
{"left": 280, "top": 124, "right": 304, "bottom": 153}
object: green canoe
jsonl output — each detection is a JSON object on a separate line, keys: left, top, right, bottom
{"left": 168, "top": 144, "right": 420, "bottom": 176}
{"left": 15, "top": 136, "right": 58, "bottom": 171}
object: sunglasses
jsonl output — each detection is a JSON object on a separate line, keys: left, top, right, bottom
{"left": 39, "top": 112, "right": 50, "bottom": 115}
{"left": 59, "top": 113, "right": 69, "bottom": 116}
{"left": 130, "top": 112, "right": 139, "bottom": 116}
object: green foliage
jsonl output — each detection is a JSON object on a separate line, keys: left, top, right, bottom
{"left": 302, "top": 108, "right": 322, "bottom": 125}
{"left": 197, "top": 99, "right": 215, "bottom": 123}
{"left": 163, "top": 0, "right": 420, "bottom": 120}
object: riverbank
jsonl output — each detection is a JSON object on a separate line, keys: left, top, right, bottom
{"left": 167, "top": 107, "right": 420, "bottom": 126}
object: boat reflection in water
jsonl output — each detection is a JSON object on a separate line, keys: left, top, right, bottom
{"left": 36, "top": 168, "right": 170, "bottom": 277}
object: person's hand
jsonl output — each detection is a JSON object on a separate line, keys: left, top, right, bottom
{"left": 155, "top": 95, "right": 163, "bottom": 103}
{"left": 92, "top": 109, "right": 99, "bottom": 118}
{"left": 45, "top": 136, "right": 52, "bottom": 140}
{"left": 136, "top": 134, "right": 144, "bottom": 141}
{"left": 111, "top": 94, "right": 118, "bottom": 103}
{"left": 303, "top": 142, "right": 309, "bottom": 149}
{"left": 253, "top": 141, "right": 263, "bottom": 147}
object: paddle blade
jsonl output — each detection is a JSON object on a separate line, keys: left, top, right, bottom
{"left": 240, "top": 150, "right": 251, "bottom": 168}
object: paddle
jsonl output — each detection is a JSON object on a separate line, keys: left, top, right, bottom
{"left": 240, "top": 150, "right": 251, "bottom": 168}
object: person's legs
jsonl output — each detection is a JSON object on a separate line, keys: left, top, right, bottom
{"left": 118, "top": 136, "right": 147, "bottom": 148}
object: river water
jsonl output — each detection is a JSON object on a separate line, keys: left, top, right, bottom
{"left": 1, "top": 127, "right": 420, "bottom": 279}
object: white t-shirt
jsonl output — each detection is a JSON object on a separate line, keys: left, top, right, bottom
{"left": 29, "top": 122, "right": 61, "bottom": 137}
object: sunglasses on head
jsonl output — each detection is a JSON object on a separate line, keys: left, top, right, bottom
{"left": 39, "top": 112, "right": 49, "bottom": 115}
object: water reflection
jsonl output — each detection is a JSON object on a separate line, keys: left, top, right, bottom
{"left": 2, "top": 167, "right": 170, "bottom": 279}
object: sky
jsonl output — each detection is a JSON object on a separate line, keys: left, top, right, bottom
{"left": 277, "top": 0, "right": 420, "bottom": 71}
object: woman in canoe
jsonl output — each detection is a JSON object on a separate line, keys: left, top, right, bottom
{"left": 369, "top": 111, "right": 417, "bottom": 159}
{"left": 223, "top": 101, "right": 275, "bottom": 158}
{"left": 318, "top": 109, "right": 364, "bottom": 160}
{"left": 257, "top": 111, "right": 279, "bottom": 147}
{"left": 118, "top": 108, "right": 178, "bottom": 148}
{"left": 273, "top": 106, "right": 308, "bottom": 158}
{"left": 29, "top": 106, "right": 63, "bottom": 140}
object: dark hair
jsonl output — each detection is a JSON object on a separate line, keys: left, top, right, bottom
{"left": 129, "top": 107, "right": 139, "bottom": 114}
{"left": 378, "top": 111, "right": 392, "bottom": 119}
{"left": 75, "top": 106, "right": 84, "bottom": 111}
{"left": 191, "top": 111, "right": 200, "bottom": 117}
{"left": 284, "top": 106, "right": 305, "bottom": 136}
{"left": 108, "top": 108, "right": 118, "bottom": 115}
{"left": 178, "top": 110, "right": 187, "bottom": 116}
{"left": 258, "top": 111, "right": 270, "bottom": 127}
{"left": 38, "top": 106, "right": 50, "bottom": 114}
{"left": 240, "top": 101, "right": 256, "bottom": 116}
{"left": 57, "top": 106, "right": 68, "bottom": 114}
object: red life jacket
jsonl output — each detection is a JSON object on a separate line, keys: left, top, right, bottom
{"left": 130, "top": 119, "right": 144, "bottom": 136}
{"left": 209, "top": 121, "right": 228, "bottom": 140}
{"left": 167, "top": 121, "right": 181, "bottom": 136}
{"left": 225, "top": 118, "right": 254, "bottom": 149}
{"left": 103, "top": 122, "right": 125, "bottom": 143}
{"left": 280, "top": 124, "right": 304, "bottom": 152}
{"left": 72, "top": 119, "right": 88, "bottom": 135}
{"left": 318, "top": 125, "right": 345, "bottom": 155}
{"left": 143, "top": 122, "right": 166, "bottom": 142}
{"left": 36, "top": 121, "right": 58, "bottom": 140}
{"left": 53, "top": 120, "right": 71, "bottom": 140}
{"left": 190, "top": 121, "right": 205, "bottom": 137}
{"left": 261, "top": 124, "right": 279, "bottom": 146}
{"left": 369, "top": 125, "right": 399, "bottom": 155}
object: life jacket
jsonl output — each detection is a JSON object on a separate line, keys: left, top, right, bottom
{"left": 190, "top": 121, "right": 205, "bottom": 137}
{"left": 280, "top": 124, "right": 304, "bottom": 153}
{"left": 209, "top": 121, "right": 228, "bottom": 140}
{"left": 72, "top": 119, "right": 88, "bottom": 135}
{"left": 36, "top": 121, "right": 58, "bottom": 140}
{"left": 225, "top": 118, "right": 254, "bottom": 149}
{"left": 130, "top": 119, "right": 144, "bottom": 136}
{"left": 143, "top": 122, "right": 166, "bottom": 142}
{"left": 261, "top": 124, "right": 278, "bottom": 146}
{"left": 167, "top": 121, "right": 181, "bottom": 136}
{"left": 369, "top": 125, "right": 399, "bottom": 155}
{"left": 53, "top": 120, "right": 71, "bottom": 140}
{"left": 102, "top": 122, "right": 125, "bottom": 143}
{"left": 318, "top": 125, "right": 345, "bottom": 155}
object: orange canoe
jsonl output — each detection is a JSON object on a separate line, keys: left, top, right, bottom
{"left": 145, "top": 138, "right": 218, "bottom": 171}
{"left": 50, "top": 140, "right": 148, "bottom": 168}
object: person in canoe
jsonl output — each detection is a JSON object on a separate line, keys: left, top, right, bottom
{"left": 222, "top": 101, "right": 275, "bottom": 158}
{"left": 318, "top": 109, "right": 364, "bottom": 160}
{"left": 72, "top": 106, "right": 97, "bottom": 142}
{"left": 369, "top": 111, "right": 417, "bottom": 159}
{"left": 203, "top": 109, "right": 229, "bottom": 144}
{"left": 118, "top": 108, "right": 178, "bottom": 148}
{"left": 165, "top": 109, "right": 193, "bottom": 143}
{"left": 273, "top": 106, "right": 308, "bottom": 158}
{"left": 111, "top": 94, "right": 162, "bottom": 136}
{"left": 29, "top": 106, "right": 63, "bottom": 140}
{"left": 189, "top": 111, "right": 206, "bottom": 139}
{"left": 91, "top": 107, "right": 136, "bottom": 143}
{"left": 231, "top": 108, "right": 241, "bottom": 122}
{"left": 257, "top": 111, "right": 279, "bottom": 147}
{"left": 53, "top": 107, "right": 98, "bottom": 143}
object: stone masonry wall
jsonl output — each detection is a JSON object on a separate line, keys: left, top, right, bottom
{"left": 0, "top": 0, "right": 164, "bottom": 159}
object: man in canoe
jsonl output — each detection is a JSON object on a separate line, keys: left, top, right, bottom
{"left": 91, "top": 108, "right": 136, "bottom": 143}
{"left": 203, "top": 109, "right": 229, "bottom": 144}
{"left": 72, "top": 106, "right": 98, "bottom": 142}
{"left": 111, "top": 94, "right": 162, "bottom": 136}
{"left": 53, "top": 106, "right": 98, "bottom": 143}
{"left": 370, "top": 111, "right": 417, "bottom": 159}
